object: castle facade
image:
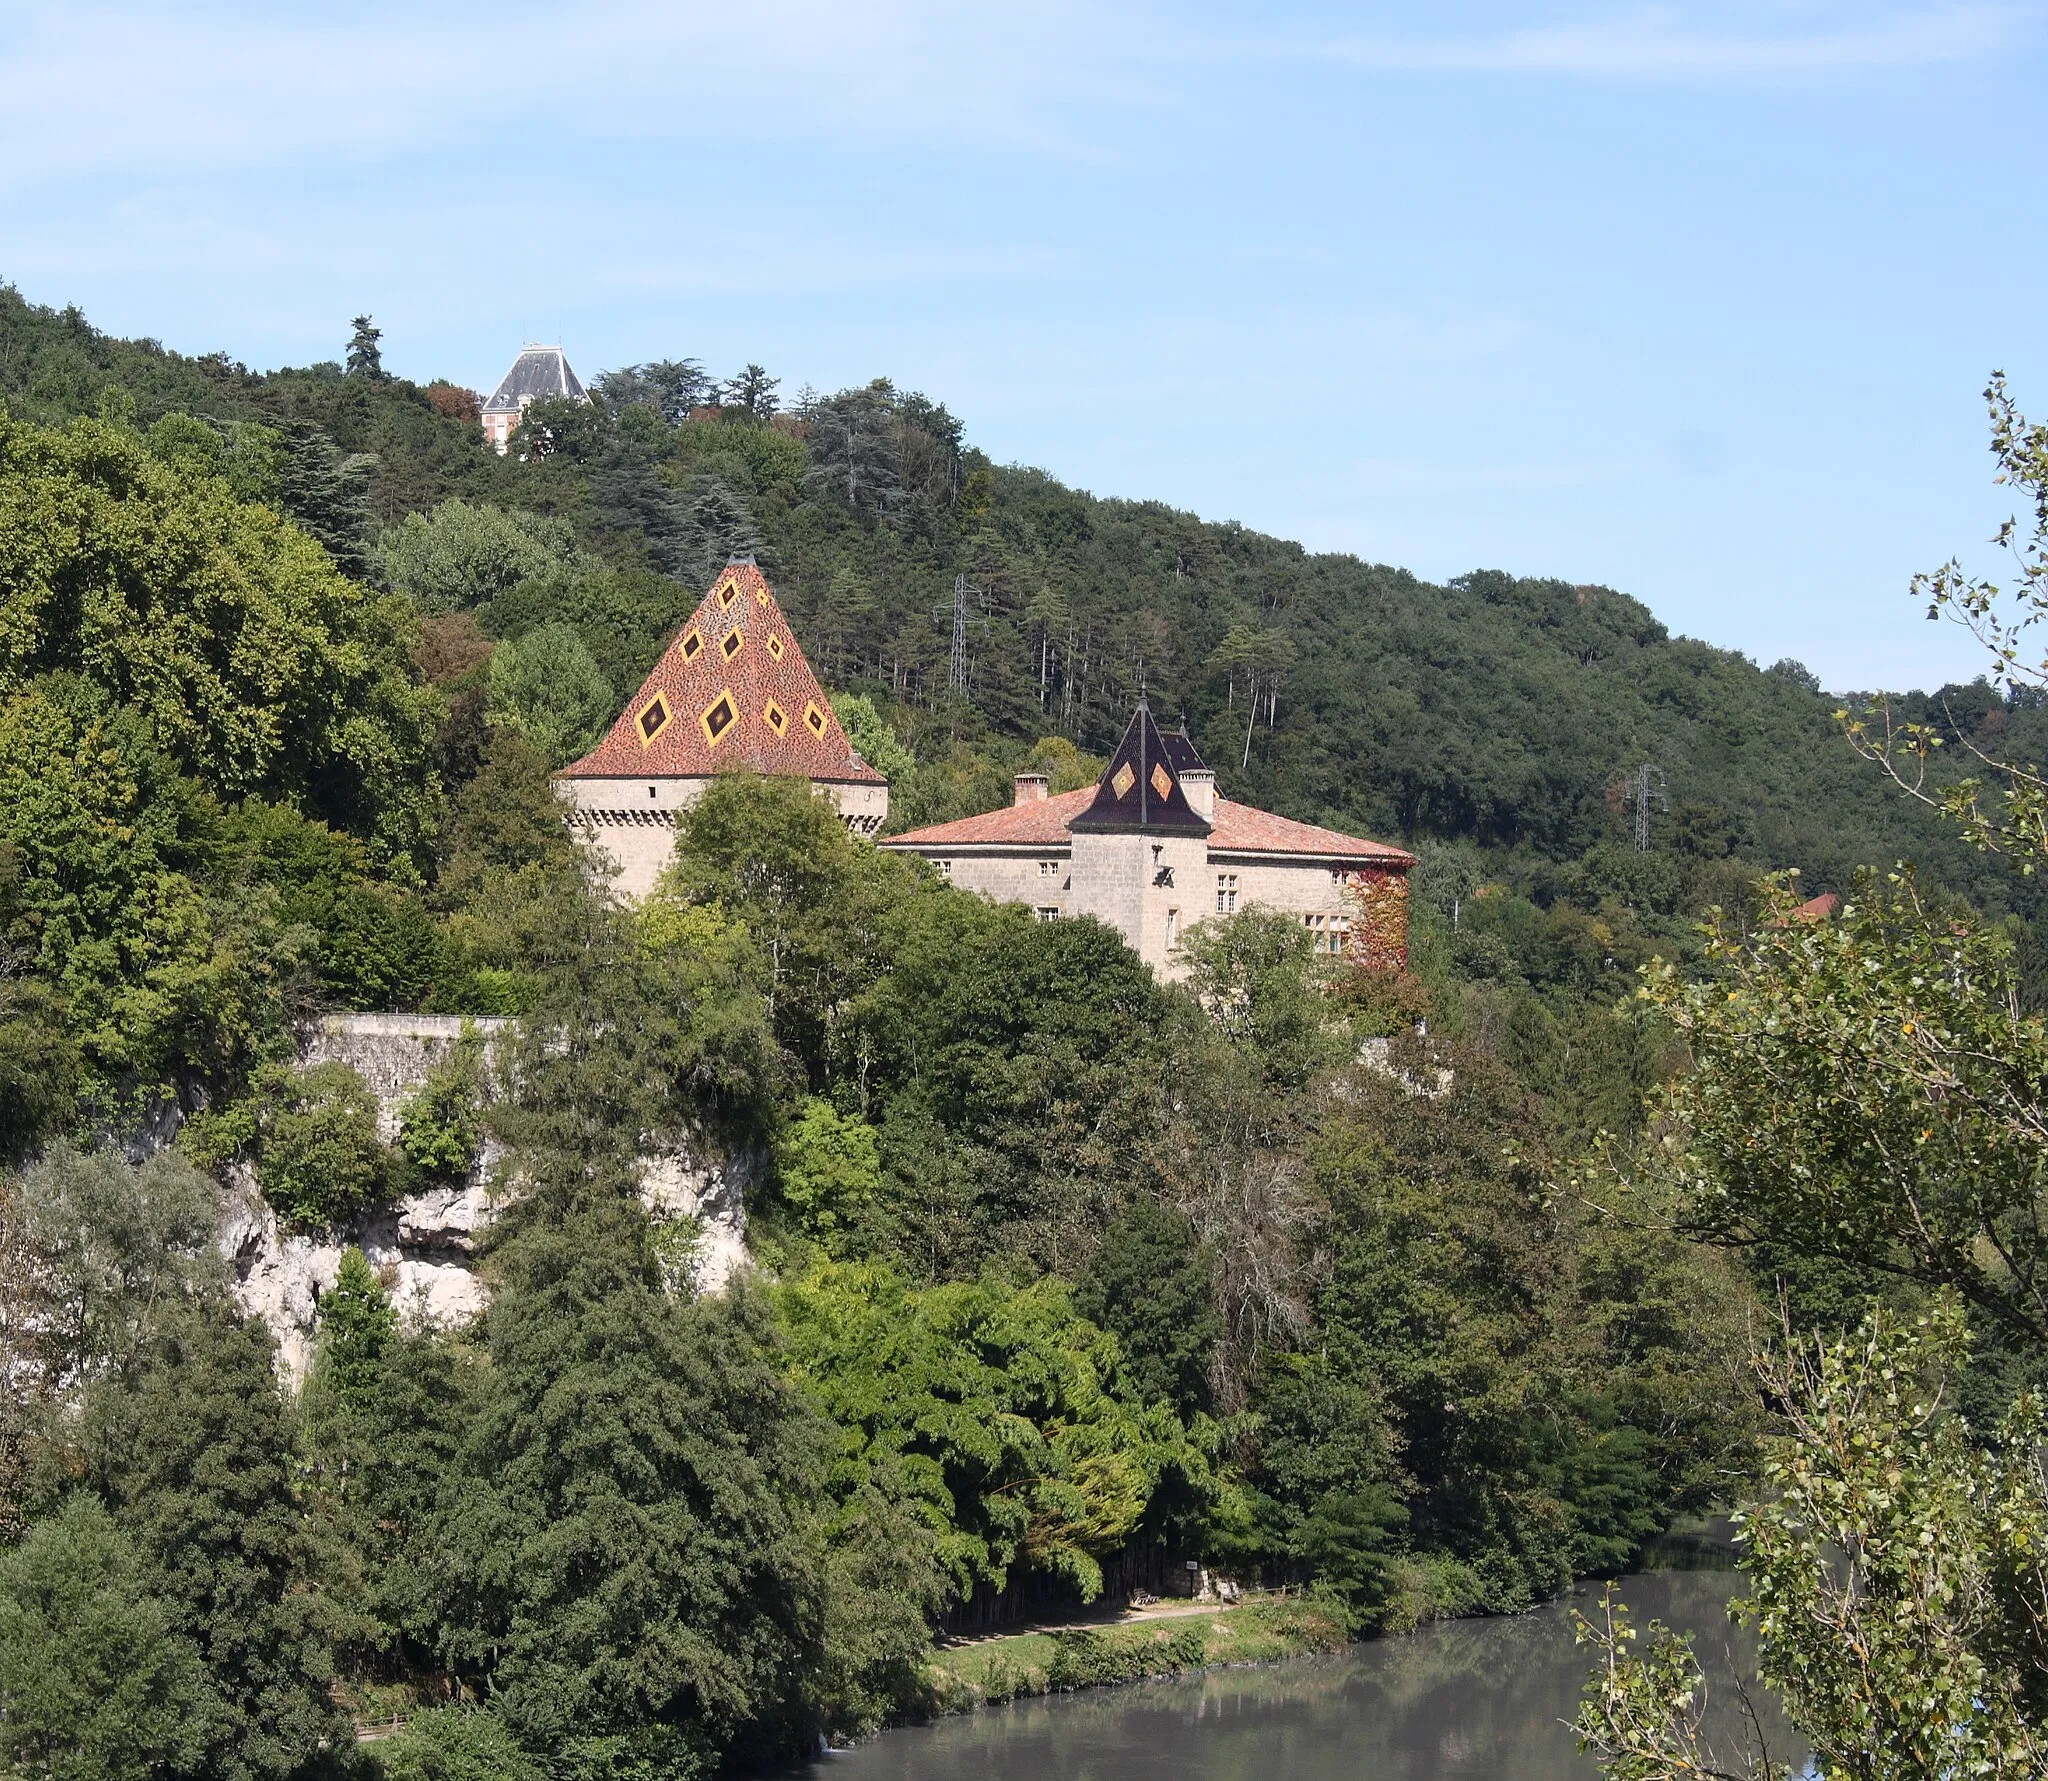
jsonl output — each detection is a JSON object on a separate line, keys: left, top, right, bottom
{"left": 559, "top": 564, "right": 1412, "bottom": 975}
{"left": 881, "top": 703, "right": 1413, "bottom": 979}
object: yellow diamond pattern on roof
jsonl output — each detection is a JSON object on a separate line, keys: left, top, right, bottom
{"left": 1111, "top": 763, "right": 1136, "bottom": 798}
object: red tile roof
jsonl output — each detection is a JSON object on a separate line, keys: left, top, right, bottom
{"left": 884, "top": 790, "right": 1413, "bottom": 864}
{"left": 887, "top": 787, "right": 1097, "bottom": 847}
{"left": 561, "top": 562, "right": 884, "bottom": 784}
{"left": 1208, "top": 801, "right": 1415, "bottom": 864}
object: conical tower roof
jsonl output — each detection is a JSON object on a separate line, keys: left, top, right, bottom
{"left": 561, "top": 562, "right": 885, "bottom": 785}
{"left": 1069, "top": 701, "right": 1211, "bottom": 833}
{"left": 482, "top": 344, "right": 588, "bottom": 415}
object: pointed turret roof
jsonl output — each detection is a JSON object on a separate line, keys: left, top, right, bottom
{"left": 561, "top": 561, "right": 885, "bottom": 785}
{"left": 482, "top": 344, "right": 588, "bottom": 416}
{"left": 1069, "top": 701, "right": 1212, "bottom": 834}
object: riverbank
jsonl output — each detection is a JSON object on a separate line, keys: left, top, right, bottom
{"left": 923, "top": 1596, "right": 1352, "bottom": 1711}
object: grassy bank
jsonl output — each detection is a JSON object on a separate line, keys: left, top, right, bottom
{"left": 925, "top": 1597, "right": 1352, "bottom": 1711}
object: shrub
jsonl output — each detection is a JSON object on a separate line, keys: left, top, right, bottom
{"left": 774, "top": 1098, "right": 879, "bottom": 1241}
{"left": 1045, "top": 1622, "right": 1209, "bottom": 1691}
{"left": 259, "top": 1062, "right": 384, "bottom": 1228}
{"left": 398, "top": 1034, "right": 486, "bottom": 1182}
{"left": 374, "top": 1708, "right": 544, "bottom": 1781}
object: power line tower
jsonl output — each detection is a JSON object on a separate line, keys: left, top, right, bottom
{"left": 934, "top": 573, "right": 981, "bottom": 694}
{"left": 1630, "top": 762, "right": 1668, "bottom": 851}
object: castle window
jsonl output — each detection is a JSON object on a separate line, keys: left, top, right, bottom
{"left": 636, "top": 694, "right": 672, "bottom": 745}
{"left": 1303, "top": 912, "right": 1349, "bottom": 955}
{"left": 766, "top": 633, "right": 785, "bottom": 661}
{"left": 1038, "top": 860, "right": 1057, "bottom": 878}
{"left": 701, "top": 692, "right": 737, "bottom": 745}
{"left": 1166, "top": 907, "right": 1181, "bottom": 948}
{"left": 1216, "top": 873, "right": 1239, "bottom": 915}
{"left": 1037, "top": 906, "right": 1061, "bottom": 922}
{"left": 763, "top": 699, "right": 788, "bottom": 736}
{"left": 680, "top": 628, "right": 705, "bottom": 661}
{"left": 804, "top": 703, "right": 828, "bottom": 738}
{"left": 936, "top": 858, "right": 953, "bottom": 877}
{"left": 721, "top": 628, "right": 744, "bottom": 660}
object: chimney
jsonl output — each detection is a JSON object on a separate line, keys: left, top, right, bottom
{"left": 1180, "top": 768, "right": 1216, "bottom": 822}
{"left": 1014, "top": 772, "right": 1050, "bottom": 806}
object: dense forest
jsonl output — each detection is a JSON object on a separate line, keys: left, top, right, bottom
{"left": 1, "top": 287, "right": 2039, "bottom": 1779}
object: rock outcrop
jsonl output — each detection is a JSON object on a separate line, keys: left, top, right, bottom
{"left": 218, "top": 1014, "right": 757, "bottom": 1381}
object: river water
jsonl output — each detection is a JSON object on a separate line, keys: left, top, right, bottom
{"left": 822, "top": 1570, "right": 1805, "bottom": 1781}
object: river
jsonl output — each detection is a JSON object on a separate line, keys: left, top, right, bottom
{"left": 819, "top": 1570, "right": 1805, "bottom": 1780}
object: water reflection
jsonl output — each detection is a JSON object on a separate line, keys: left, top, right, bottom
{"left": 823, "top": 1571, "right": 1805, "bottom": 1780}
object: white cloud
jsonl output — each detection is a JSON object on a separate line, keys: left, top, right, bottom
{"left": 1305, "top": 3, "right": 2021, "bottom": 81}
{"left": 0, "top": 0, "right": 1139, "bottom": 187}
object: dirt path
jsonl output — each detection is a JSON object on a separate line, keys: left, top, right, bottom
{"left": 937, "top": 1598, "right": 1238, "bottom": 1648}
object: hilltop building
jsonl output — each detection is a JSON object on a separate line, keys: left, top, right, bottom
{"left": 480, "top": 343, "right": 590, "bottom": 454}
{"left": 558, "top": 560, "right": 888, "bottom": 896}
{"left": 881, "top": 704, "right": 1415, "bottom": 979}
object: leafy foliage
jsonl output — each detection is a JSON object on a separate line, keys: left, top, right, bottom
{"left": 256, "top": 1061, "right": 386, "bottom": 1229}
{"left": 775, "top": 1260, "right": 1219, "bottom": 1604}
{"left": 1579, "top": 1303, "right": 2048, "bottom": 1779}
{"left": 0, "top": 1494, "right": 211, "bottom": 1781}
{"left": 397, "top": 1032, "right": 486, "bottom": 1182}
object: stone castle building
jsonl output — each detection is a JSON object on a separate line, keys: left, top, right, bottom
{"left": 560, "top": 563, "right": 1412, "bottom": 975}
{"left": 880, "top": 703, "right": 1414, "bottom": 979}
{"left": 559, "top": 560, "right": 889, "bottom": 896}
{"left": 480, "top": 343, "right": 590, "bottom": 454}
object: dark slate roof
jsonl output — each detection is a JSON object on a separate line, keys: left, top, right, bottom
{"left": 1159, "top": 725, "right": 1207, "bottom": 776}
{"left": 482, "top": 345, "right": 588, "bottom": 415}
{"left": 1069, "top": 702, "right": 1212, "bottom": 834}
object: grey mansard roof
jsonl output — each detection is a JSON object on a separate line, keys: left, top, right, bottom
{"left": 482, "top": 345, "right": 589, "bottom": 415}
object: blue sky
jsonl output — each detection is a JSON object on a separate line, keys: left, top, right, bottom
{"left": 3, "top": 1, "right": 2043, "bottom": 691}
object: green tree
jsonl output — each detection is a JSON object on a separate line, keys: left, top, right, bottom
{"left": 346, "top": 315, "right": 386, "bottom": 381}
{"left": 1579, "top": 1303, "right": 2048, "bottom": 1779}
{"left": 775, "top": 1258, "right": 1218, "bottom": 1605}
{"left": 486, "top": 624, "right": 613, "bottom": 768}
{"left": 257, "top": 1061, "right": 386, "bottom": 1229}
{"left": 774, "top": 1097, "right": 880, "bottom": 1243}
{"left": 1632, "top": 873, "right": 2048, "bottom": 1349}
{"left": 376, "top": 499, "right": 595, "bottom": 613}
{"left": 319, "top": 1247, "right": 396, "bottom": 1411}
{"left": 666, "top": 771, "right": 921, "bottom": 1086}
{"left": 0, "top": 402, "right": 442, "bottom": 871}
{"left": 1178, "top": 906, "right": 1351, "bottom": 1091}
{"left": 429, "top": 1200, "right": 830, "bottom": 1762}
{"left": 1075, "top": 1197, "right": 1220, "bottom": 1417}
{"left": 374, "top": 1708, "right": 547, "bottom": 1781}
{"left": 75, "top": 1297, "right": 348, "bottom": 1778}
{"left": 397, "top": 1031, "right": 486, "bottom": 1182}
{"left": 0, "top": 1494, "right": 212, "bottom": 1781}
{"left": 829, "top": 692, "right": 914, "bottom": 785}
